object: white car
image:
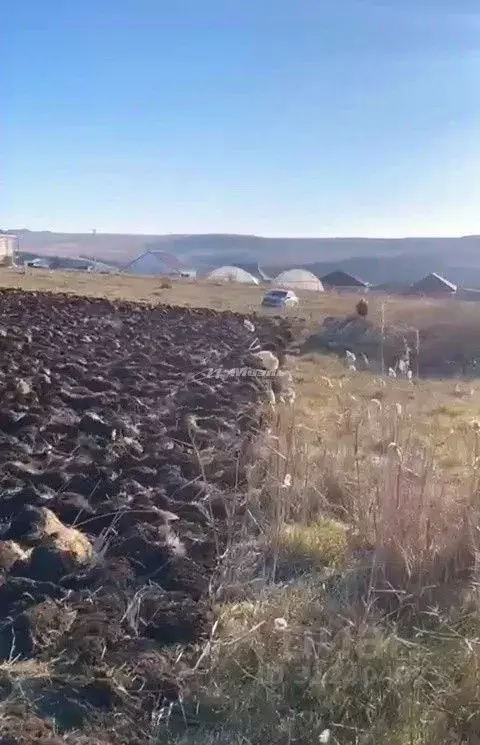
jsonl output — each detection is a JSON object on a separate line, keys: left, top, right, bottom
{"left": 261, "top": 289, "right": 299, "bottom": 309}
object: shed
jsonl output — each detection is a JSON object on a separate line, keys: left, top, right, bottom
{"left": 409, "top": 272, "right": 457, "bottom": 296}
{"left": 207, "top": 266, "right": 259, "bottom": 284}
{"left": 273, "top": 268, "right": 324, "bottom": 292}
{"left": 321, "top": 270, "right": 368, "bottom": 288}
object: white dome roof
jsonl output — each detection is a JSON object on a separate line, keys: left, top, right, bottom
{"left": 273, "top": 268, "right": 324, "bottom": 291}
{"left": 207, "top": 266, "right": 259, "bottom": 285}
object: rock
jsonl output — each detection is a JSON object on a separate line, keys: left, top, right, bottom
{"left": 4, "top": 506, "right": 93, "bottom": 565}
{"left": 0, "top": 541, "right": 31, "bottom": 572}
{"left": 14, "top": 378, "right": 33, "bottom": 399}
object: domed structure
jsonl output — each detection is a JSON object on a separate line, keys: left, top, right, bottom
{"left": 273, "top": 268, "right": 324, "bottom": 292}
{"left": 207, "top": 266, "right": 260, "bottom": 285}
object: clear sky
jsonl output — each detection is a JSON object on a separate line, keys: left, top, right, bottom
{"left": 2, "top": 0, "right": 480, "bottom": 237}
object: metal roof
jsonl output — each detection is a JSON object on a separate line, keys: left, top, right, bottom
{"left": 410, "top": 272, "right": 457, "bottom": 293}
{"left": 321, "top": 270, "right": 368, "bottom": 287}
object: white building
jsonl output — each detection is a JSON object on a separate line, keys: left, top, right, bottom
{"left": 273, "top": 268, "right": 324, "bottom": 292}
{"left": 207, "top": 266, "right": 260, "bottom": 284}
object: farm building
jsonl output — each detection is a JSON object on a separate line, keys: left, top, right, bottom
{"left": 207, "top": 266, "right": 260, "bottom": 284}
{"left": 125, "top": 250, "right": 185, "bottom": 276}
{"left": 321, "top": 270, "right": 368, "bottom": 289}
{"left": 273, "top": 268, "right": 324, "bottom": 292}
{"left": 409, "top": 272, "right": 457, "bottom": 296}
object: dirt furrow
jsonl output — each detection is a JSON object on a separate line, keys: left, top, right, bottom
{"left": 0, "top": 289, "right": 295, "bottom": 744}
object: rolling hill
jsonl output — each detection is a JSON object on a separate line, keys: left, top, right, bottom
{"left": 6, "top": 230, "right": 480, "bottom": 286}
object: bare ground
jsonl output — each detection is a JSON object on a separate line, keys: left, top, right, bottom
{"left": 0, "top": 286, "right": 295, "bottom": 743}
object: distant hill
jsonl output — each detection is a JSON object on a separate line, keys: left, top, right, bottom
{"left": 6, "top": 230, "right": 480, "bottom": 287}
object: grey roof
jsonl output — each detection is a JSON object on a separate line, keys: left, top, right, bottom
{"left": 321, "top": 270, "right": 369, "bottom": 287}
{"left": 410, "top": 272, "right": 457, "bottom": 293}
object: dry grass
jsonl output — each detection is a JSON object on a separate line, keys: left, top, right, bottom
{"left": 157, "top": 346, "right": 480, "bottom": 744}
{"left": 4, "top": 267, "right": 480, "bottom": 368}
{"left": 3, "top": 269, "right": 480, "bottom": 743}
{"left": 277, "top": 518, "right": 349, "bottom": 568}
{"left": 0, "top": 265, "right": 478, "bottom": 320}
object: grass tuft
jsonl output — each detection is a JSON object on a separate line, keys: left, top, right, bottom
{"left": 278, "top": 518, "right": 348, "bottom": 568}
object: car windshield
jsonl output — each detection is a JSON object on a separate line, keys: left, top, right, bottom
{"left": 267, "top": 290, "right": 289, "bottom": 297}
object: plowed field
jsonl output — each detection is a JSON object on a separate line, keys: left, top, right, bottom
{"left": 0, "top": 289, "right": 295, "bottom": 744}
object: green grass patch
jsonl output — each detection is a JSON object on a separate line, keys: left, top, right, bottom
{"left": 278, "top": 518, "right": 349, "bottom": 568}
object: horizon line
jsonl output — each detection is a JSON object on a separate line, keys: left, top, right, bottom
{"left": 5, "top": 228, "right": 480, "bottom": 241}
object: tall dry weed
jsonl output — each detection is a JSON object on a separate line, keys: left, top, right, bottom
{"left": 247, "top": 381, "right": 480, "bottom": 619}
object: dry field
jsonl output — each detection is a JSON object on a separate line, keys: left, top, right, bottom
{"left": 4, "top": 267, "right": 480, "bottom": 353}
{"left": 2, "top": 269, "right": 480, "bottom": 744}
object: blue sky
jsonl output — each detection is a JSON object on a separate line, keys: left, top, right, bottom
{"left": 2, "top": 0, "right": 480, "bottom": 237}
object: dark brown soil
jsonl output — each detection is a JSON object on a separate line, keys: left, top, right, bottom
{"left": 0, "top": 288, "right": 295, "bottom": 743}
